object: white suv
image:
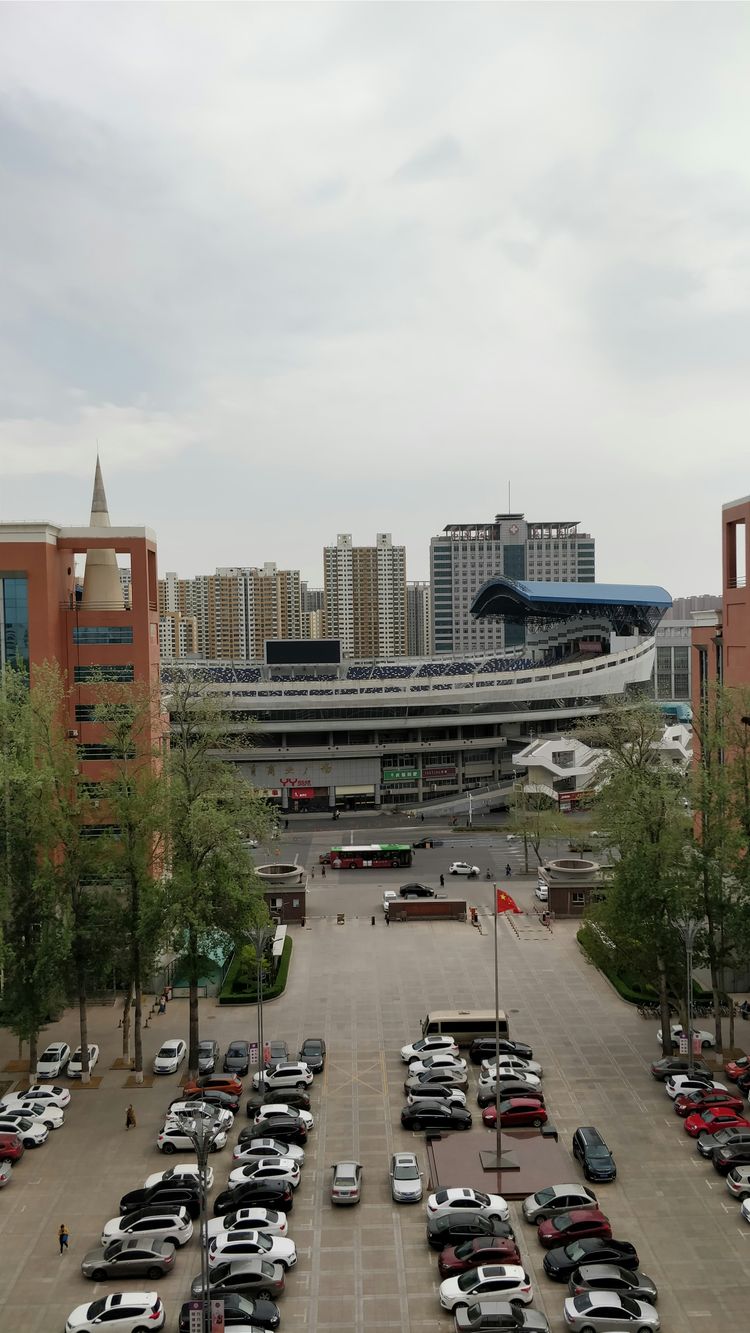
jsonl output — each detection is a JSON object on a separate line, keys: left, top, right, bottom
{"left": 66, "top": 1294, "right": 164, "bottom": 1333}
{"left": 252, "top": 1063, "right": 314, "bottom": 1091}
{"left": 449, "top": 861, "right": 480, "bottom": 877}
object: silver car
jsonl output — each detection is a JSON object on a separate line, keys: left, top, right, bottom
{"left": 390, "top": 1152, "right": 423, "bottom": 1203}
{"left": 80, "top": 1238, "right": 176, "bottom": 1281}
{"left": 522, "top": 1184, "right": 597, "bottom": 1223}
{"left": 562, "top": 1292, "right": 660, "bottom": 1331}
{"left": 455, "top": 1302, "right": 550, "bottom": 1332}
{"left": 331, "top": 1161, "right": 362, "bottom": 1204}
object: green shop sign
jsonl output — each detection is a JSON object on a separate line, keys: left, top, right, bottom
{"left": 383, "top": 767, "right": 420, "bottom": 783}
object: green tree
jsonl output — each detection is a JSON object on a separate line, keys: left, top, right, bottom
{"left": 506, "top": 785, "right": 566, "bottom": 872}
{"left": 166, "top": 670, "right": 274, "bottom": 1076}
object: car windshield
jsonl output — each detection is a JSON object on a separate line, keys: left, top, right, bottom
{"left": 533, "top": 1188, "right": 555, "bottom": 1204}
{"left": 551, "top": 1214, "right": 572, "bottom": 1230}
{"left": 394, "top": 1161, "right": 419, "bottom": 1180}
{"left": 303, "top": 1041, "right": 322, "bottom": 1053}
{"left": 260, "top": 1261, "right": 275, "bottom": 1277}
{"left": 587, "top": 1146, "right": 610, "bottom": 1159}
{"left": 457, "top": 1271, "right": 481, "bottom": 1291}
{"left": 228, "top": 1045, "right": 246, "bottom": 1055}
{"left": 564, "top": 1242, "right": 586, "bottom": 1261}
{"left": 88, "top": 1300, "right": 107, "bottom": 1318}
{"left": 160, "top": 1046, "right": 177, "bottom": 1057}
{"left": 198, "top": 1043, "right": 213, "bottom": 1053}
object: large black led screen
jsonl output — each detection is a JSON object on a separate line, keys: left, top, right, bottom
{"left": 265, "top": 639, "right": 342, "bottom": 665}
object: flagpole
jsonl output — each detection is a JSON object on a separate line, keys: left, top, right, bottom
{"left": 494, "top": 883, "right": 502, "bottom": 1174}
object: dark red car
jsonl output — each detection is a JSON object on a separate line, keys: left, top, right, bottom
{"left": 481, "top": 1098, "right": 547, "bottom": 1129}
{"left": 674, "top": 1088, "right": 744, "bottom": 1118}
{"left": 725, "top": 1056, "right": 750, "bottom": 1082}
{"left": 184, "top": 1075, "right": 243, "bottom": 1099}
{"left": 437, "top": 1236, "right": 522, "bottom": 1277}
{"left": 0, "top": 1132, "right": 24, "bottom": 1163}
{"left": 537, "top": 1208, "right": 612, "bottom": 1249}
{"left": 685, "top": 1108, "right": 750, "bottom": 1138}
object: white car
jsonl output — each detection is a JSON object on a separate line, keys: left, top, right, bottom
{"left": 167, "top": 1101, "right": 234, "bottom": 1132}
{"left": 439, "top": 1264, "right": 532, "bottom": 1310}
{"left": 228, "top": 1158, "right": 301, "bottom": 1190}
{"left": 727, "top": 1166, "right": 750, "bottom": 1199}
{"left": 12, "top": 1083, "right": 71, "bottom": 1109}
{"left": 535, "top": 883, "right": 548, "bottom": 902}
{"left": 153, "top": 1039, "right": 187, "bottom": 1075}
{"left": 144, "top": 1163, "right": 214, "bottom": 1190}
{"left": 408, "top": 1054, "right": 468, "bottom": 1078}
{"left": 65, "top": 1293, "right": 164, "bottom": 1333}
{"left": 158, "top": 1123, "right": 228, "bottom": 1154}
{"left": 232, "top": 1137, "right": 305, "bottom": 1165}
{"left": 67, "top": 1045, "right": 100, "bottom": 1078}
{"left": 478, "top": 1068, "right": 542, "bottom": 1093}
{"left": 0, "top": 1098, "right": 64, "bottom": 1130}
{"left": 426, "top": 1187, "right": 509, "bottom": 1222}
{"left": 449, "top": 861, "right": 480, "bottom": 877}
{"left": 101, "top": 1207, "right": 193, "bottom": 1248}
{"left": 481, "top": 1056, "right": 543, "bottom": 1078}
{"left": 0, "top": 1113, "right": 49, "bottom": 1146}
{"left": 254, "top": 1104, "right": 314, "bottom": 1131}
{"left": 203, "top": 1207, "right": 289, "bottom": 1241}
{"left": 407, "top": 1088, "right": 467, "bottom": 1108}
{"left": 208, "top": 1229, "right": 297, "bottom": 1269}
{"left": 665, "top": 1075, "right": 726, "bottom": 1100}
{"left": 36, "top": 1042, "right": 71, "bottom": 1079}
{"left": 657, "top": 1025, "right": 716, "bottom": 1050}
{"left": 252, "top": 1062, "right": 314, "bottom": 1091}
{"left": 400, "top": 1035, "right": 459, "bottom": 1063}
{"left": 383, "top": 891, "right": 398, "bottom": 913}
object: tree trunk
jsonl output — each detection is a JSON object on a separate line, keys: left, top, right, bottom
{"left": 133, "top": 981, "right": 144, "bottom": 1084}
{"left": 78, "top": 982, "right": 90, "bottom": 1083}
{"left": 187, "top": 926, "right": 200, "bottom": 1078}
{"left": 121, "top": 983, "right": 134, "bottom": 1059}
{"left": 29, "top": 1031, "right": 38, "bottom": 1074}
{"left": 657, "top": 953, "right": 672, "bottom": 1057}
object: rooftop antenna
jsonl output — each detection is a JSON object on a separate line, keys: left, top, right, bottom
{"left": 508, "top": 481, "right": 511, "bottom": 511}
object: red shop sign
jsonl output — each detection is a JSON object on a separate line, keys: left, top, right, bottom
{"left": 291, "top": 787, "right": 314, "bottom": 799}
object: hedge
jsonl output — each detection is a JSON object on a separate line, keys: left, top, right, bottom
{"left": 219, "top": 935, "right": 293, "bottom": 1005}
{"left": 577, "top": 923, "right": 719, "bottom": 1007}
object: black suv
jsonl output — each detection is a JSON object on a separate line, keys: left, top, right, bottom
{"left": 469, "top": 1038, "right": 534, "bottom": 1065}
{"left": 713, "top": 1142, "right": 750, "bottom": 1175}
{"left": 223, "top": 1040, "right": 251, "bottom": 1076}
{"left": 299, "top": 1037, "right": 326, "bottom": 1072}
{"left": 427, "top": 1211, "right": 515, "bottom": 1250}
{"left": 572, "top": 1125, "right": 616, "bottom": 1182}
{"left": 119, "top": 1181, "right": 201, "bottom": 1219}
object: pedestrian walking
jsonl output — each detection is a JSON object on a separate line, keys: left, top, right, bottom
{"left": 385, "top": 912, "right": 390, "bottom": 926}
{"left": 125, "top": 1104, "right": 136, "bottom": 1130}
{"left": 284, "top": 818, "right": 289, "bottom": 830}
{"left": 158, "top": 996, "right": 166, "bottom": 1015}
{"left": 505, "top": 863, "right": 512, "bottom": 877}
{"left": 321, "top": 864, "right": 326, "bottom": 878}
{"left": 371, "top": 915, "right": 375, "bottom": 926}
{"left": 439, "top": 873, "right": 444, "bottom": 887}
{"left": 58, "top": 1224, "right": 69, "bottom": 1255}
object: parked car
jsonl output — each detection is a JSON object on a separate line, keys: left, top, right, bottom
{"left": 656, "top": 1024, "right": 715, "bottom": 1050}
{"left": 0, "top": 1132, "right": 24, "bottom": 1162}
{"left": 239, "top": 1115, "right": 308, "bottom": 1146}
{"left": 399, "top": 882, "right": 436, "bottom": 897}
{"left": 543, "top": 1239, "right": 639, "bottom": 1282}
{"left": 36, "top": 1042, "right": 71, "bottom": 1079}
{"left": 407, "top": 1086, "right": 467, "bottom": 1107}
{"left": 166, "top": 1101, "right": 234, "bottom": 1133}
{"left": 232, "top": 1137, "right": 304, "bottom": 1166}
{"left": 481, "top": 1100, "right": 547, "bottom": 1130}
{"left": 438, "top": 1237, "right": 522, "bottom": 1277}
{"left": 665, "top": 1074, "right": 726, "bottom": 1100}
{"left": 427, "top": 1188, "right": 509, "bottom": 1223}
{"left": 158, "top": 1123, "right": 228, "bottom": 1155}
{"left": 198, "top": 1040, "right": 221, "bottom": 1074}
{"left": 153, "top": 1039, "right": 187, "bottom": 1075}
{"left": 191, "top": 1259, "right": 285, "bottom": 1301}
{"left": 726, "top": 1165, "right": 750, "bottom": 1198}
{"left": 252, "top": 1063, "right": 313, "bottom": 1092}
{"left": 186, "top": 1075, "right": 243, "bottom": 1098}
{"left": 401, "top": 1035, "right": 459, "bottom": 1062}
{"left": 254, "top": 1104, "right": 314, "bottom": 1130}
{"left": 204, "top": 1206, "right": 289, "bottom": 1241}
{"left": 712, "top": 1142, "right": 750, "bottom": 1174}
{"left": 401, "top": 1103, "right": 472, "bottom": 1132}
{"left": 80, "top": 1238, "right": 176, "bottom": 1281}
{"left": 182, "top": 1088, "right": 240, "bottom": 1115}
{"left": 469, "top": 1039, "right": 534, "bottom": 1065}
{"left": 330, "top": 1160, "right": 362, "bottom": 1204}
{"left": 405, "top": 1067, "right": 469, "bottom": 1094}
{"left": 0, "top": 1114, "right": 48, "bottom": 1147}
{"left": 102, "top": 1207, "right": 193, "bottom": 1248}
{"left": 650, "top": 1055, "right": 711, "bottom": 1081}
{"left": 65, "top": 1294, "right": 164, "bottom": 1333}
{"left": 562, "top": 1291, "right": 660, "bottom": 1330}
{"left": 684, "top": 1108, "right": 750, "bottom": 1138}
{"left": 439, "top": 1265, "right": 533, "bottom": 1310}
{"left": 145, "top": 1163, "right": 213, "bottom": 1190}
{"left": 119, "top": 1182, "right": 201, "bottom": 1220}
{"left": 409, "top": 1054, "right": 468, "bottom": 1078}
{"left": 534, "top": 884, "right": 548, "bottom": 902}
{"left": 450, "top": 862, "right": 481, "bottom": 877}
{"left": 0, "top": 1160, "right": 11, "bottom": 1187}
{"left": 454, "top": 1302, "right": 550, "bottom": 1332}
{"left": 0, "top": 1098, "right": 63, "bottom": 1131}
{"left": 178, "top": 1294, "right": 280, "bottom": 1333}
{"left": 390, "top": 1151, "right": 423, "bottom": 1203}
{"left": 480, "top": 1056, "right": 543, "bottom": 1079}
{"left": 427, "top": 1213, "right": 516, "bottom": 1251}
{"left": 67, "top": 1044, "right": 100, "bottom": 1078}
{"left": 224, "top": 1041, "right": 252, "bottom": 1076}
{"left": 265, "top": 1041, "right": 289, "bottom": 1071}
{"left": 522, "top": 1186, "right": 598, "bottom": 1224}
{"left": 537, "top": 1209, "right": 612, "bottom": 1248}
{"left": 15, "top": 1083, "right": 71, "bottom": 1109}
{"left": 228, "top": 1158, "right": 301, "bottom": 1190}
{"left": 259, "top": 1087, "right": 312, "bottom": 1111}
{"left": 697, "top": 1126, "right": 750, "bottom": 1159}
{"left": 477, "top": 1081, "right": 543, "bottom": 1109}
{"left": 567, "top": 1264, "right": 658, "bottom": 1303}
{"left": 413, "top": 836, "right": 444, "bottom": 848}
{"left": 725, "top": 1055, "right": 750, "bottom": 1082}
{"left": 208, "top": 1230, "right": 297, "bottom": 1269}
{"left": 572, "top": 1127, "right": 616, "bottom": 1182}
{"left": 674, "top": 1088, "right": 743, "bottom": 1118}
{"left": 213, "top": 1180, "right": 294, "bottom": 1217}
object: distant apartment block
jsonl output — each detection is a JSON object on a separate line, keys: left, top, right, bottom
{"left": 323, "top": 533, "right": 407, "bottom": 658}
{"left": 159, "top": 610, "right": 198, "bottom": 659}
{"left": 430, "top": 513, "right": 595, "bottom": 655}
{"left": 158, "top": 562, "right": 302, "bottom": 660}
{"left": 407, "top": 581, "right": 432, "bottom": 656}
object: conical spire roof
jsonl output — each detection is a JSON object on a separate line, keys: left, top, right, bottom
{"left": 89, "top": 453, "right": 111, "bottom": 528}
{"left": 81, "top": 454, "right": 124, "bottom": 609}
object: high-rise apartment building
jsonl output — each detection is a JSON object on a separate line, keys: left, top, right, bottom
{"left": 323, "top": 533, "right": 407, "bottom": 658}
{"left": 430, "top": 513, "right": 595, "bottom": 655}
{"left": 159, "top": 610, "right": 198, "bottom": 659}
{"left": 158, "top": 563, "right": 302, "bottom": 660}
{"left": 407, "top": 581, "right": 432, "bottom": 657}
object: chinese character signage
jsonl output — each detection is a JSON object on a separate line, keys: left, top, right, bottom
{"left": 383, "top": 767, "right": 420, "bottom": 783}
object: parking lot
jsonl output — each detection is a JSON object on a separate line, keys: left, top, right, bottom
{"left": 1, "top": 828, "right": 749, "bottom": 1331}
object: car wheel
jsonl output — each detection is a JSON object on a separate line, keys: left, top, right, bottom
{"left": 258, "top": 1289, "right": 273, "bottom": 1299}
{"left": 91, "top": 1268, "right": 107, "bottom": 1281}
{"left": 43, "top": 1120, "right": 55, "bottom": 1131}
{"left": 147, "top": 1266, "right": 163, "bottom": 1279}
{"left": 451, "top": 870, "right": 457, "bottom": 875}
{"left": 162, "top": 1142, "right": 177, "bottom": 1154}
{"left": 702, "top": 1040, "right": 712, "bottom": 1049}
{"left": 23, "top": 1137, "right": 36, "bottom": 1148}
{"left": 296, "top": 1082, "right": 307, "bottom": 1090}
{"left": 532, "top": 1118, "right": 542, "bottom": 1127}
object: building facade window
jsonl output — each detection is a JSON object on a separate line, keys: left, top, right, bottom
{"left": 0, "top": 574, "right": 29, "bottom": 671}
{"left": 73, "top": 626, "right": 134, "bottom": 645}
{"left": 74, "top": 665, "right": 134, "bottom": 682}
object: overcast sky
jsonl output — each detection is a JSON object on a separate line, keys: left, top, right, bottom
{"left": 1, "top": 4, "right": 748, "bottom": 596}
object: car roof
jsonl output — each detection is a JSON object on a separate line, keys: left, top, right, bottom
{"left": 334, "top": 1160, "right": 359, "bottom": 1171}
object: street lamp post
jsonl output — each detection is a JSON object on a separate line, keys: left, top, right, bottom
{"left": 171, "top": 1107, "right": 224, "bottom": 1333}
{"left": 468, "top": 789, "right": 473, "bottom": 829}
{"left": 675, "top": 917, "right": 701, "bottom": 1078}
{"left": 247, "top": 923, "right": 275, "bottom": 1088}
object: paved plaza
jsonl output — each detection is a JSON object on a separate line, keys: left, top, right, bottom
{"left": 0, "top": 830, "right": 747, "bottom": 1331}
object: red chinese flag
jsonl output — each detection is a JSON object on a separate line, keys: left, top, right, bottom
{"left": 495, "top": 887, "right": 522, "bottom": 915}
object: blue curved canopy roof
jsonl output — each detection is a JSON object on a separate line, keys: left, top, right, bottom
{"left": 471, "top": 578, "right": 671, "bottom": 635}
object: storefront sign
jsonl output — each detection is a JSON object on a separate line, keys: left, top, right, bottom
{"left": 383, "top": 767, "right": 420, "bottom": 783}
{"left": 291, "top": 787, "right": 314, "bottom": 799}
{"left": 422, "top": 766, "right": 456, "bottom": 780}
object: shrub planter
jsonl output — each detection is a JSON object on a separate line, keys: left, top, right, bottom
{"left": 219, "top": 935, "right": 293, "bottom": 1005}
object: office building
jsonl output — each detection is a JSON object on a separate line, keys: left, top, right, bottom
{"left": 430, "top": 513, "right": 595, "bottom": 655}
{"left": 407, "top": 581, "right": 432, "bottom": 656}
{"left": 323, "top": 533, "right": 407, "bottom": 658}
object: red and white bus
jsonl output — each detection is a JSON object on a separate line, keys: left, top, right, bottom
{"left": 319, "top": 843, "right": 413, "bottom": 869}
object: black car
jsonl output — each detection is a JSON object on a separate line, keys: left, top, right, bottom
{"left": 299, "top": 1037, "right": 326, "bottom": 1072}
{"left": 572, "top": 1126, "right": 616, "bottom": 1182}
{"left": 190, "top": 1264, "right": 283, "bottom": 1303}
{"left": 736, "top": 1071, "right": 750, "bottom": 1095}
{"left": 224, "top": 1040, "right": 251, "bottom": 1076}
{"left": 697, "top": 1126, "right": 750, "bottom": 1159}
{"left": 239, "top": 1115, "right": 308, "bottom": 1146}
{"left": 120, "top": 1182, "right": 201, "bottom": 1219}
{"left": 469, "top": 1039, "right": 534, "bottom": 1065}
{"left": 401, "top": 1103, "right": 472, "bottom": 1131}
{"left": 713, "top": 1142, "right": 750, "bottom": 1174}
{"left": 197, "top": 1039, "right": 220, "bottom": 1074}
{"left": 427, "top": 1212, "right": 515, "bottom": 1250}
{"left": 246, "top": 1090, "right": 312, "bottom": 1116}
{"left": 399, "top": 882, "right": 436, "bottom": 898}
{"left": 265, "top": 1041, "right": 289, "bottom": 1071}
{"left": 650, "top": 1055, "right": 711, "bottom": 1081}
{"left": 413, "top": 837, "right": 444, "bottom": 848}
{"left": 477, "top": 1082, "right": 544, "bottom": 1109}
{"left": 183, "top": 1088, "right": 240, "bottom": 1115}
{"left": 543, "top": 1238, "right": 639, "bottom": 1282}
{"left": 179, "top": 1293, "right": 280, "bottom": 1333}
{"left": 213, "top": 1180, "right": 294, "bottom": 1216}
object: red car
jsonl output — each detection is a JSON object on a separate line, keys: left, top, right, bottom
{"left": 725, "top": 1056, "right": 750, "bottom": 1083}
{"left": 183, "top": 1075, "right": 243, "bottom": 1099}
{"left": 674, "top": 1088, "right": 744, "bottom": 1118}
{"left": 481, "top": 1098, "right": 548, "bottom": 1129}
{"left": 537, "top": 1208, "right": 612, "bottom": 1249}
{"left": 684, "top": 1108, "right": 750, "bottom": 1138}
{"left": 437, "top": 1237, "right": 522, "bottom": 1277}
{"left": 0, "top": 1132, "right": 24, "bottom": 1163}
